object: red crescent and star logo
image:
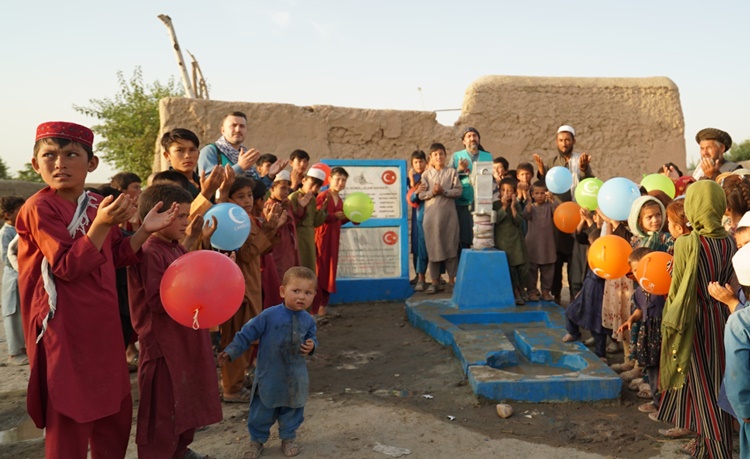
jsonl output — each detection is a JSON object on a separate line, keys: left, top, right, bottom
{"left": 381, "top": 170, "right": 397, "bottom": 185}
{"left": 382, "top": 231, "right": 398, "bottom": 245}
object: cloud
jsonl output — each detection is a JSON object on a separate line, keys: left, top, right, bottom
{"left": 267, "top": 10, "right": 291, "bottom": 28}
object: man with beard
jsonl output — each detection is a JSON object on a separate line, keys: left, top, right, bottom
{"left": 533, "top": 125, "right": 594, "bottom": 303}
{"left": 691, "top": 128, "right": 739, "bottom": 180}
{"left": 450, "top": 127, "right": 492, "bottom": 255}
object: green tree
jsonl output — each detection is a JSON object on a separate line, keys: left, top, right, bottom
{"left": 0, "top": 157, "right": 10, "bottom": 180}
{"left": 15, "top": 162, "right": 43, "bottom": 182}
{"left": 74, "top": 67, "right": 182, "bottom": 180}
{"left": 727, "top": 139, "right": 750, "bottom": 163}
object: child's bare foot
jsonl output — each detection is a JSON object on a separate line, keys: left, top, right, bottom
{"left": 317, "top": 305, "right": 327, "bottom": 317}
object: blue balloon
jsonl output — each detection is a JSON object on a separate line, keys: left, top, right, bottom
{"left": 546, "top": 166, "right": 573, "bottom": 194}
{"left": 203, "top": 203, "right": 251, "bottom": 251}
{"left": 598, "top": 177, "right": 641, "bottom": 222}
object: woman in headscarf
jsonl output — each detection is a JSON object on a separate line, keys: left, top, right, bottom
{"left": 656, "top": 180, "right": 737, "bottom": 458}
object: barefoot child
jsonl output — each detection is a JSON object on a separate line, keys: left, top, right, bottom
{"left": 219, "top": 266, "right": 318, "bottom": 459}
{"left": 128, "top": 184, "right": 222, "bottom": 457}
{"left": 1, "top": 196, "right": 26, "bottom": 365}
{"left": 15, "top": 122, "right": 178, "bottom": 458}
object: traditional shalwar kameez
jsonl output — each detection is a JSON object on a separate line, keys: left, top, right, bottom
{"left": 419, "top": 167, "right": 462, "bottom": 281}
{"left": 289, "top": 189, "right": 327, "bottom": 272}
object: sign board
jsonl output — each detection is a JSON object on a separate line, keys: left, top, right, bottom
{"left": 323, "top": 159, "right": 412, "bottom": 304}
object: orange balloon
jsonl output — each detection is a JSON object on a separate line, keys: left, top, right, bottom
{"left": 634, "top": 251, "right": 673, "bottom": 295}
{"left": 587, "top": 235, "right": 633, "bottom": 280}
{"left": 553, "top": 202, "right": 581, "bottom": 234}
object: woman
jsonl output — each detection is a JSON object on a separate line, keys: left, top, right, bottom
{"left": 657, "top": 180, "right": 736, "bottom": 458}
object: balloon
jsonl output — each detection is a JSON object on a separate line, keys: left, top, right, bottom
{"left": 203, "top": 203, "right": 251, "bottom": 251}
{"left": 574, "top": 177, "right": 603, "bottom": 211}
{"left": 311, "top": 163, "right": 331, "bottom": 187}
{"left": 160, "top": 250, "right": 245, "bottom": 329}
{"left": 545, "top": 166, "right": 573, "bottom": 194}
{"left": 553, "top": 201, "right": 581, "bottom": 234}
{"left": 587, "top": 235, "right": 632, "bottom": 280}
{"left": 634, "top": 251, "right": 673, "bottom": 295}
{"left": 640, "top": 174, "right": 676, "bottom": 198}
{"left": 598, "top": 177, "right": 641, "bottom": 222}
{"left": 343, "top": 192, "right": 374, "bottom": 223}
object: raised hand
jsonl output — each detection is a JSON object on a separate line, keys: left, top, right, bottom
{"left": 579, "top": 153, "right": 591, "bottom": 171}
{"left": 237, "top": 147, "right": 260, "bottom": 171}
{"left": 299, "top": 190, "right": 314, "bottom": 208}
{"left": 95, "top": 194, "right": 137, "bottom": 227}
{"left": 533, "top": 154, "right": 545, "bottom": 176}
{"left": 268, "top": 159, "right": 289, "bottom": 178}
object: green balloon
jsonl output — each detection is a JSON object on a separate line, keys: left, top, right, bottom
{"left": 640, "top": 173, "right": 676, "bottom": 198}
{"left": 343, "top": 192, "right": 374, "bottom": 223}
{"left": 574, "top": 177, "right": 603, "bottom": 211}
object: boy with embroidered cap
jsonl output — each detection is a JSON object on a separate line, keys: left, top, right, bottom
{"left": 267, "top": 170, "right": 303, "bottom": 283}
{"left": 15, "top": 121, "right": 178, "bottom": 458}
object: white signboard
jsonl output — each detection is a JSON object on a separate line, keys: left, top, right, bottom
{"left": 340, "top": 166, "right": 401, "bottom": 219}
{"left": 336, "top": 226, "right": 402, "bottom": 279}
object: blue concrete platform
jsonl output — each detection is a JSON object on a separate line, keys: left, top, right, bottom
{"left": 405, "top": 249, "right": 621, "bottom": 403}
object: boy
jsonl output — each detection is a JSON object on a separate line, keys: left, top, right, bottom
{"left": 267, "top": 170, "right": 303, "bottom": 283}
{"left": 110, "top": 171, "right": 142, "bottom": 201}
{"left": 162, "top": 128, "right": 202, "bottom": 198}
{"left": 515, "top": 162, "right": 534, "bottom": 208}
{"left": 524, "top": 181, "right": 557, "bottom": 301}
{"left": 128, "top": 184, "right": 222, "bottom": 457}
{"left": 289, "top": 168, "right": 328, "bottom": 272}
{"left": 257, "top": 153, "right": 278, "bottom": 180}
{"left": 407, "top": 150, "right": 428, "bottom": 291}
{"left": 313, "top": 167, "right": 350, "bottom": 316}
{"left": 1, "top": 196, "right": 26, "bottom": 365}
{"left": 289, "top": 149, "right": 310, "bottom": 191}
{"left": 493, "top": 178, "right": 528, "bottom": 305}
{"left": 218, "top": 266, "right": 318, "bottom": 459}
{"left": 15, "top": 121, "right": 178, "bottom": 458}
{"left": 492, "top": 156, "right": 510, "bottom": 201}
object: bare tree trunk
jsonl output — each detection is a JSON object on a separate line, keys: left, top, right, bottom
{"left": 187, "top": 50, "right": 209, "bottom": 100}
{"left": 157, "top": 14, "right": 196, "bottom": 99}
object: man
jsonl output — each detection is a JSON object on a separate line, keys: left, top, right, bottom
{"left": 450, "top": 127, "right": 492, "bottom": 254}
{"left": 198, "top": 111, "right": 287, "bottom": 189}
{"left": 533, "top": 125, "right": 594, "bottom": 303}
{"left": 692, "top": 128, "right": 740, "bottom": 180}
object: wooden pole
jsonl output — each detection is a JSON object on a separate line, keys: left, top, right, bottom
{"left": 157, "top": 14, "right": 196, "bottom": 99}
{"left": 187, "top": 49, "right": 210, "bottom": 100}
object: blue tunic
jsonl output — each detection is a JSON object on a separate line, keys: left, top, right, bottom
{"left": 225, "top": 304, "right": 317, "bottom": 408}
{"left": 723, "top": 303, "right": 750, "bottom": 457}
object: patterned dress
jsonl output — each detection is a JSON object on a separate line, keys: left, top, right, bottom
{"left": 656, "top": 236, "right": 736, "bottom": 459}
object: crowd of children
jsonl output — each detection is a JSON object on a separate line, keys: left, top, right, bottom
{"left": 4, "top": 118, "right": 750, "bottom": 459}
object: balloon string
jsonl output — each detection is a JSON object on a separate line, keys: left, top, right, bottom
{"left": 192, "top": 309, "right": 200, "bottom": 330}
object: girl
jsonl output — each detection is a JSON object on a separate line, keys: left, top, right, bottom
{"left": 418, "top": 143, "right": 462, "bottom": 294}
{"left": 721, "top": 175, "right": 750, "bottom": 235}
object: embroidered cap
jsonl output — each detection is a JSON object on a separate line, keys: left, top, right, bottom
{"left": 274, "top": 170, "right": 291, "bottom": 183}
{"left": 35, "top": 121, "right": 94, "bottom": 148}
{"left": 306, "top": 167, "right": 326, "bottom": 182}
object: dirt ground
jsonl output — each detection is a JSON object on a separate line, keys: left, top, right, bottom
{"left": 1, "top": 288, "right": 732, "bottom": 458}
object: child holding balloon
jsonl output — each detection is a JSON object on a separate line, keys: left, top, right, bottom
{"left": 219, "top": 266, "right": 318, "bottom": 459}
{"left": 127, "top": 184, "right": 222, "bottom": 457}
{"left": 524, "top": 180, "right": 557, "bottom": 301}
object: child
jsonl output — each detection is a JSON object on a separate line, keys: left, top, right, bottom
{"left": 15, "top": 121, "right": 178, "bottom": 457}
{"left": 257, "top": 153, "right": 278, "bottom": 179}
{"left": 218, "top": 266, "right": 318, "bottom": 459}
{"left": 1, "top": 196, "right": 26, "bottom": 365}
{"left": 110, "top": 171, "right": 142, "bottom": 232}
{"left": 616, "top": 247, "right": 666, "bottom": 414}
{"left": 162, "top": 128, "right": 202, "bottom": 198}
{"left": 289, "top": 149, "right": 310, "bottom": 191}
{"left": 313, "top": 167, "right": 351, "bottom": 314}
{"left": 524, "top": 181, "right": 557, "bottom": 301}
{"left": 128, "top": 184, "right": 222, "bottom": 457}
{"left": 289, "top": 168, "right": 328, "bottom": 273}
{"left": 666, "top": 199, "right": 691, "bottom": 240}
{"left": 493, "top": 178, "right": 528, "bottom": 305}
{"left": 515, "top": 162, "right": 534, "bottom": 209}
{"left": 267, "top": 170, "right": 303, "bottom": 283}
{"left": 407, "top": 150, "right": 428, "bottom": 291}
{"left": 492, "top": 156, "right": 510, "bottom": 201}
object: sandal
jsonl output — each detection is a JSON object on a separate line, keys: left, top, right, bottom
{"left": 637, "top": 388, "right": 652, "bottom": 399}
{"left": 425, "top": 284, "right": 438, "bottom": 295}
{"left": 657, "top": 427, "right": 694, "bottom": 438}
{"left": 638, "top": 402, "right": 657, "bottom": 413}
{"left": 619, "top": 367, "right": 642, "bottom": 383}
{"left": 681, "top": 438, "right": 698, "bottom": 455}
{"left": 562, "top": 333, "right": 580, "bottom": 343}
{"left": 628, "top": 378, "right": 644, "bottom": 391}
{"left": 222, "top": 387, "right": 252, "bottom": 403}
{"left": 281, "top": 439, "right": 301, "bottom": 457}
{"left": 609, "top": 362, "right": 634, "bottom": 373}
{"left": 244, "top": 441, "right": 264, "bottom": 459}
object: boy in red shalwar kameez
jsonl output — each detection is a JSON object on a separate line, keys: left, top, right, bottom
{"left": 312, "top": 167, "right": 350, "bottom": 316}
{"left": 266, "top": 170, "right": 303, "bottom": 283}
{"left": 128, "top": 184, "right": 223, "bottom": 458}
{"left": 15, "top": 122, "right": 179, "bottom": 459}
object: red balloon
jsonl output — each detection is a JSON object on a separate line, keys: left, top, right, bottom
{"left": 553, "top": 202, "right": 581, "bottom": 234}
{"left": 160, "top": 250, "right": 244, "bottom": 329}
{"left": 587, "top": 235, "right": 632, "bottom": 280}
{"left": 311, "top": 163, "right": 331, "bottom": 187}
{"left": 634, "top": 251, "right": 673, "bottom": 295}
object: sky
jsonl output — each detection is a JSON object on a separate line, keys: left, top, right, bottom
{"left": 1, "top": 0, "right": 749, "bottom": 182}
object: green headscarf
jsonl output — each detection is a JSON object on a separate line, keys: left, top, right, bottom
{"left": 660, "top": 180, "right": 728, "bottom": 391}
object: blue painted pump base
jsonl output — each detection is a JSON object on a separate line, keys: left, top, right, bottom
{"left": 406, "top": 249, "right": 621, "bottom": 403}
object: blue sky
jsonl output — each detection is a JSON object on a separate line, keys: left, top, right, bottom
{"left": 2, "top": 0, "right": 748, "bottom": 182}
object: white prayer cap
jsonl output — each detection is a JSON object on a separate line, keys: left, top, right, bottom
{"left": 733, "top": 168, "right": 750, "bottom": 177}
{"left": 274, "top": 170, "right": 291, "bottom": 183}
{"left": 732, "top": 245, "right": 750, "bottom": 286}
{"left": 306, "top": 167, "right": 326, "bottom": 182}
{"left": 557, "top": 125, "right": 576, "bottom": 137}
{"left": 738, "top": 211, "right": 750, "bottom": 229}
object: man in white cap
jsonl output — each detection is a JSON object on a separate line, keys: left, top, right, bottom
{"left": 533, "top": 125, "right": 594, "bottom": 303}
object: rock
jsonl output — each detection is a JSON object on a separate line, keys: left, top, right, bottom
{"left": 496, "top": 403, "right": 513, "bottom": 418}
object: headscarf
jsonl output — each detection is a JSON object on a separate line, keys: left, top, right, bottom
{"left": 628, "top": 196, "right": 666, "bottom": 249}
{"left": 660, "top": 180, "right": 728, "bottom": 391}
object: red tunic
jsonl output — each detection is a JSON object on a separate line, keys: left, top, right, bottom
{"left": 15, "top": 188, "right": 138, "bottom": 426}
{"left": 127, "top": 238, "right": 222, "bottom": 439}
{"left": 265, "top": 198, "right": 301, "bottom": 283}
{"left": 314, "top": 191, "right": 347, "bottom": 293}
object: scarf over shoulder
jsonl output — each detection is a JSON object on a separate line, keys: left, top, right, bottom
{"left": 660, "top": 180, "right": 727, "bottom": 391}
